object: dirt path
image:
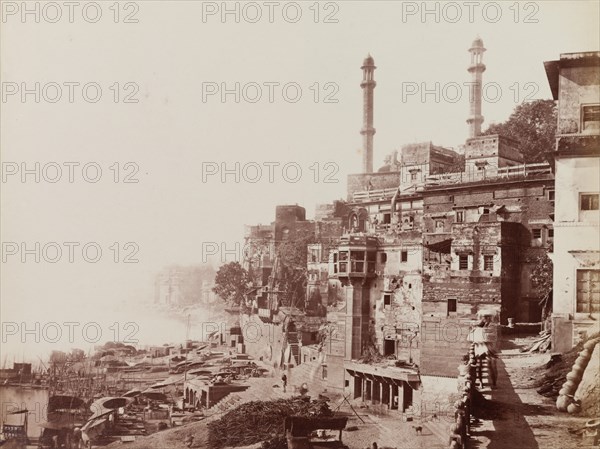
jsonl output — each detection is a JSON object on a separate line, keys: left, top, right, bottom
{"left": 469, "top": 343, "right": 591, "bottom": 449}
{"left": 107, "top": 337, "right": 596, "bottom": 449}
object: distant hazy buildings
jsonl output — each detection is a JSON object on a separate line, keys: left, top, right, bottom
{"left": 154, "top": 265, "right": 218, "bottom": 306}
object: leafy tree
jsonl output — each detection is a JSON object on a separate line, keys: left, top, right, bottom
{"left": 482, "top": 99, "right": 557, "bottom": 163}
{"left": 212, "top": 262, "right": 251, "bottom": 306}
{"left": 531, "top": 252, "right": 553, "bottom": 321}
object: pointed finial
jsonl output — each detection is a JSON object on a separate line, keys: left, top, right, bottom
{"left": 362, "top": 53, "right": 375, "bottom": 68}
{"left": 470, "top": 35, "right": 485, "bottom": 51}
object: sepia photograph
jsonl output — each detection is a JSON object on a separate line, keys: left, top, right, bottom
{"left": 1, "top": 1, "right": 599, "bottom": 448}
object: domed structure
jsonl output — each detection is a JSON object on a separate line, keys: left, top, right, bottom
{"left": 469, "top": 36, "right": 486, "bottom": 52}
{"left": 361, "top": 53, "right": 375, "bottom": 69}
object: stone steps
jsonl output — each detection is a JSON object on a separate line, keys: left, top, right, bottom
{"left": 288, "top": 359, "right": 328, "bottom": 394}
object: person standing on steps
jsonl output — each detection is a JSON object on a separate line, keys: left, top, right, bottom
{"left": 468, "top": 311, "right": 498, "bottom": 388}
{"left": 281, "top": 373, "right": 287, "bottom": 392}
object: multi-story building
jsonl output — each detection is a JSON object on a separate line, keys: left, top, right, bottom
{"left": 243, "top": 204, "right": 346, "bottom": 317}
{"left": 545, "top": 51, "right": 600, "bottom": 352}
{"left": 234, "top": 41, "right": 589, "bottom": 417}
{"left": 239, "top": 204, "right": 346, "bottom": 370}
{"left": 321, "top": 38, "right": 556, "bottom": 409}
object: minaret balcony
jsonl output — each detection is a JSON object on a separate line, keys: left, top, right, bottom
{"left": 467, "top": 63, "right": 487, "bottom": 72}
{"left": 360, "top": 80, "right": 377, "bottom": 88}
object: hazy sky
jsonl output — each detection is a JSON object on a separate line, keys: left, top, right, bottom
{"left": 1, "top": 1, "right": 599, "bottom": 354}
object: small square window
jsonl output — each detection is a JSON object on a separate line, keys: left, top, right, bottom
{"left": 548, "top": 190, "right": 555, "bottom": 202}
{"left": 582, "top": 104, "right": 600, "bottom": 132}
{"left": 532, "top": 229, "right": 542, "bottom": 239}
{"left": 484, "top": 255, "right": 494, "bottom": 271}
{"left": 447, "top": 298, "right": 457, "bottom": 314}
{"left": 380, "top": 253, "right": 387, "bottom": 263}
{"left": 456, "top": 211, "right": 465, "bottom": 223}
{"left": 401, "top": 251, "right": 408, "bottom": 262}
{"left": 459, "top": 255, "right": 469, "bottom": 270}
{"left": 384, "top": 294, "right": 391, "bottom": 306}
{"left": 548, "top": 228, "right": 554, "bottom": 238}
{"left": 581, "top": 194, "right": 599, "bottom": 211}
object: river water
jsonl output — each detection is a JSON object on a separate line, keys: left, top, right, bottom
{"left": 1, "top": 301, "right": 228, "bottom": 363}
{"left": 1, "top": 385, "right": 49, "bottom": 440}
{"left": 1, "top": 302, "right": 231, "bottom": 443}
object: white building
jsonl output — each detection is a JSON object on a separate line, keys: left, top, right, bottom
{"left": 545, "top": 51, "right": 600, "bottom": 351}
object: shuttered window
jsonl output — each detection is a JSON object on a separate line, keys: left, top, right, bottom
{"left": 576, "top": 270, "right": 600, "bottom": 314}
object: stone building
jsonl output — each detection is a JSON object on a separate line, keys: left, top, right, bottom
{"left": 545, "top": 51, "right": 600, "bottom": 352}
{"left": 243, "top": 204, "right": 346, "bottom": 317}
{"left": 320, "top": 38, "right": 556, "bottom": 408}
{"left": 233, "top": 40, "right": 573, "bottom": 416}
{"left": 238, "top": 203, "right": 346, "bottom": 372}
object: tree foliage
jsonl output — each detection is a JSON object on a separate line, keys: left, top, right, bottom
{"left": 531, "top": 252, "right": 554, "bottom": 320}
{"left": 212, "top": 262, "right": 250, "bottom": 306}
{"left": 482, "top": 99, "right": 557, "bottom": 163}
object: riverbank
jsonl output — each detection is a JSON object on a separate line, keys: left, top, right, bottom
{"left": 106, "top": 334, "right": 600, "bottom": 449}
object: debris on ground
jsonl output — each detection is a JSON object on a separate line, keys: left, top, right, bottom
{"left": 520, "top": 329, "right": 552, "bottom": 353}
{"left": 207, "top": 396, "right": 332, "bottom": 449}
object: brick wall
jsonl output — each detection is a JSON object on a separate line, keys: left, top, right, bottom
{"left": 419, "top": 317, "right": 476, "bottom": 376}
{"left": 422, "top": 282, "right": 502, "bottom": 314}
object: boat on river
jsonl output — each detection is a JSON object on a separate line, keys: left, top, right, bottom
{"left": 0, "top": 409, "right": 29, "bottom": 449}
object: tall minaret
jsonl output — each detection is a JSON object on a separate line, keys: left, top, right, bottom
{"left": 467, "top": 37, "right": 486, "bottom": 138}
{"left": 360, "top": 54, "right": 376, "bottom": 173}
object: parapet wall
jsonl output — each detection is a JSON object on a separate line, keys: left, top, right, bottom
{"left": 347, "top": 172, "right": 400, "bottom": 201}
